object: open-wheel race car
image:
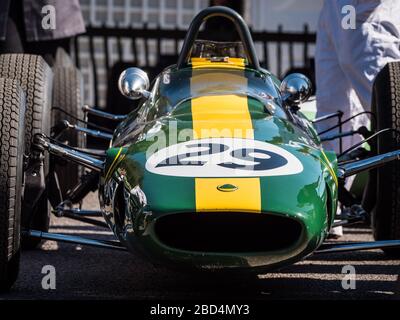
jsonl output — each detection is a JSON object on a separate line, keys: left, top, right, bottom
{"left": 1, "top": 6, "right": 400, "bottom": 291}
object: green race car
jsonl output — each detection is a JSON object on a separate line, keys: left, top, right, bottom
{"left": 1, "top": 6, "right": 400, "bottom": 291}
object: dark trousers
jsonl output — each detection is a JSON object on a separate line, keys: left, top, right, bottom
{"left": 0, "top": 0, "right": 70, "bottom": 66}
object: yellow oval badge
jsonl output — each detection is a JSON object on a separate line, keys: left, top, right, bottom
{"left": 217, "top": 184, "right": 238, "bottom": 192}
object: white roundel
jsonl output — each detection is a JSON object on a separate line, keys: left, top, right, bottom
{"left": 145, "top": 138, "right": 303, "bottom": 178}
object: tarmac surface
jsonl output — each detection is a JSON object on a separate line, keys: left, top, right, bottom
{"left": 2, "top": 192, "right": 400, "bottom": 300}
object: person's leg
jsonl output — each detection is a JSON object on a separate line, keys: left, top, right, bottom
{"left": 316, "top": 2, "right": 360, "bottom": 238}
{"left": 315, "top": 3, "right": 355, "bottom": 153}
{"left": 0, "top": 18, "right": 24, "bottom": 54}
{"left": 25, "top": 38, "right": 71, "bottom": 66}
{"left": 0, "top": 0, "right": 26, "bottom": 54}
{"left": 335, "top": 1, "right": 400, "bottom": 127}
{"left": 8, "top": 0, "right": 72, "bottom": 66}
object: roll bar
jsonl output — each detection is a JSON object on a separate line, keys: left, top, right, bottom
{"left": 176, "top": 6, "right": 260, "bottom": 70}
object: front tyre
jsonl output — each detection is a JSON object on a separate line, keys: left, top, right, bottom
{"left": 52, "top": 63, "right": 85, "bottom": 198}
{"left": 0, "top": 54, "right": 53, "bottom": 250}
{"left": 0, "top": 78, "right": 26, "bottom": 291}
{"left": 371, "top": 61, "right": 400, "bottom": 256}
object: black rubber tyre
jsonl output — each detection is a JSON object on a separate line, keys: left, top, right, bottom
{"left": 371, "top": 61, "right": 400, "bottom": 256}
{"left": 20, "top": 192, "right": 50, "bottom": 251}
{"left": 52, "top": 64, "right": 85, "bottom": 197}
{"left": 0, "top": 78, "right": 26, "bottom": 292}
{"left": 54, "top": 48, "right": 75, "bottom": 68}
{"left": 0, "top": 54, "right": 53, "bottom": 250}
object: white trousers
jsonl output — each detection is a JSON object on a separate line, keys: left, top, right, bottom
{"left": 316, "top": 0, "right": 400, "bottom": 152}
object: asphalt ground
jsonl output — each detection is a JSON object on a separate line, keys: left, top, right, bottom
{"left": 1, "top": 192, "right": 400, "bottom": 300}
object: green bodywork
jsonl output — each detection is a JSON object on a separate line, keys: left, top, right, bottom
{"left": 99, "top": 65, "right": 339, "bottom": 271}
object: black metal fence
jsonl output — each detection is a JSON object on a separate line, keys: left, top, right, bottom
{"left": 72, "top": 24, "right": 316, "bottom": 109}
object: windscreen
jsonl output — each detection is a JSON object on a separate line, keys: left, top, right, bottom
{"left": 190, "top": 40, "right": 246, "bottom": 60}
{"left": 143, "top": 68, "right": 287, "bottom": 121}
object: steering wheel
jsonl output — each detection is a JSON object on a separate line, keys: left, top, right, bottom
{"left": 176, "top": 6, "right": 260, "bottom": 71}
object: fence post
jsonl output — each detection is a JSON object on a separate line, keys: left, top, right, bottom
{"left": 88, "top": 32, "right": 99, "bottom": 107}
{"left": 303, "top": 24, "right": 309, "bottom": 68}
{"left": 142, "top": 22, "right": 149, "bottom": 67}
{"left": 102, "top": 23, "right": 110, "bottom": 81}
{"left": 277, "top": 25, "right": 282, "bottom": 78}
{"left": 174, "top": 25, "right": 179, "bottom": 55}
{"left": 131, "top": 29, "right": 138, "bottom": 65}
{"left": 289, "top": 41, "right": 294, "bottom": 70}
{"left": 117, "top": 25, "right": 123, "bottom": 62}
{"left": 263, "top": 41, "right": 269, "bottom": 70}
{"left": 156, "top": 23, "right": 161, "bottom": 66}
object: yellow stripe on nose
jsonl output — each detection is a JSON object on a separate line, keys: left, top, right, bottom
{"left": 191, "top": 95, "right": 254, "bottom": 139}
{"left": 195, "top": 178, "right": 261, "bottom": 213}
{"left": 190, "top": 62, "right": 261, "bottom": 213}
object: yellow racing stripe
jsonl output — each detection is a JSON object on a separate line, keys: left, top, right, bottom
{"left": 321, "top": 150, "right": 338, "bottom": 186}
{"left": 105, "top": 147, "right": 123, "bottom": 180}
{"left": 191, "top": 95, "right": 254, "bottom": 139}
{"left": 190, "top": 57, "right": 245, "bottom": 70}
{"left": 190, "top": 60, "right": 261, "bottom": 213}
{"left": 195, "top": 178, "right": 261, "bottom": 213}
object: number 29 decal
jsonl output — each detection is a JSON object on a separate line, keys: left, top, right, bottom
{"left": 145, "top": 138, "right": 303, "bottom": 177}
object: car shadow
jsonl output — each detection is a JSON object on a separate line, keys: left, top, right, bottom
{"left": 10, "top": 221, "right": 400, "bottom": 300}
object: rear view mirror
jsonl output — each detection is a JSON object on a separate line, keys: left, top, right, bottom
{"left": 280, "top": 73, "right": 312, "bottom": 109}
{"left": 118, "top": 67, "right": 150, "bottom": 100}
